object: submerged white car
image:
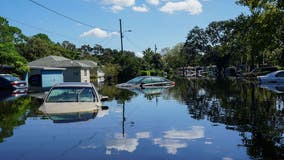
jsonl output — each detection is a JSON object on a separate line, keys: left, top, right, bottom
{"left": 39, "top": 82, "right": 107, "bottom": 114}
{"left": 116, "top": 76, "right": 175, "bottom": 88}
{"left": 257, "top": 70, "right": 284, "bottom": 83}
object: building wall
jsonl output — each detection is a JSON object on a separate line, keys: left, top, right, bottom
{"left": 97, "top": 70, "right": 105, "bottom": 83}
{"left": 63, "top": 67, "right": 82, "bottom": 82}
{"left": 80, "top": 68, "right": 90, "bottom": 82}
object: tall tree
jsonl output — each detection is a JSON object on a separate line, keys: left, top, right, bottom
{"left": 0, "top": 17, "right": 28, "bottom": 75}
{"left": 183, "top": 26, "right": 209, "bottom": 66}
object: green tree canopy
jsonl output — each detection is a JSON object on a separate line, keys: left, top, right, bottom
{"left": 0, "top": 17, "right": 28, "bottom": 75}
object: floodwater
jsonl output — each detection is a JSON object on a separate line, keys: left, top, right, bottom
{"left": 0, "top": 78, "right": 283, "bottom": 160}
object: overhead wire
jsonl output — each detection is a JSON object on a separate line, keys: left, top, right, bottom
{"left": 7, "top": 17, "right": 77, "bottom": 40}
{"left": 101, "top": 36, "right": 115, "bottom": 48}
{"left": 28, "top": 0, "right": 117, "bottom": 32}
{"left": 123, "top": 35, "right": 144, "bottom": 52}
{"left": 5, "top": 16, "right": 108, "bottom": 46}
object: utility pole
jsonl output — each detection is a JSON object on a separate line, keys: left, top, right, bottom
{"left": 154, "top": 44, "right": 157, "bottom": 54}
{"left": 119, "top": 19, "right": 123, "bottom": 54}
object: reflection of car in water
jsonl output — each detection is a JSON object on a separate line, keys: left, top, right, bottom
{"left": 0, "top": 89, "right": 27, "bottom": 101}
{"left": 257, "top": 70, "right": 284, "bottom": 83}
{"left": 119, "top": 85, "right": 173, "bottom": 97}
{"left": 259, "top": 84, "right": 284, "bottom": 94}
{"left": 116, "top": 76, "right": 175, "bottom": 88}
{"left": 47, "top": 111, "right": 98, "bottom": 123}
{"left": 39, "top": 82, "right": 108, "bottom": 123}
{"left": 131, "top": 87, "right": 169, "bottom": 95}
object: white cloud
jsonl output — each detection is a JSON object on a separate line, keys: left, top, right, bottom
{"left": 132, "top": 4, "right": 149, "bottom": 12}
{"left": 159, "top": 0, "right": 202, "bottom": 15}
{"left": 153, "top": 138, "right": 187, "bottom": 154}
{"left": 136, "top": 132, "right": 151, "bottom": 139}
{"left": 102, "top": 0, "right": 135, "bottom": 7}
{"left": 102, "top": 0, "right": 135, "bottom": 12}
{"left": 111, "top": 5, "right": 124, "bottom": 12}
{"left": 106, "top": 138, "right": 139, "bottom": 152}
{"left": 163, "top": 126, "right": 205, "bottom": 140}
{"left": 153, "top": 126, "right": 205, "bottom": 154}
{"left": 80, "top": 28, "right": 119, "bottom": 38}
{"left": 147, "top": 0, "right": 160, "bottom": 5}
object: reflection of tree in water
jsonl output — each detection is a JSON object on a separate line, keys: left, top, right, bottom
{"left": 0, "top": 97, "right": 41, "bottom": 143}
{"left": 171, "top": 78, "right": 284, "bottom": 159}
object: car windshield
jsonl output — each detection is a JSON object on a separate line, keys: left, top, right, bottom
{"left": 127, "top": 77, "right": 145, "bottom": 84}
{"left": 2, "top": 75, "right": 20, "bottom": 81}
{"left": 46, "top": 87, "right": 96, "bottom": 102}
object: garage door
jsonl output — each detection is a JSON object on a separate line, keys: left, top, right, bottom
{"left": 41, "top": 70, "right": 64, "bottom": 91}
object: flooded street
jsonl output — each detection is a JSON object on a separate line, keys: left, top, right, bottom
{"left": 0, "top": 78, "right": 283, "bottom": 160}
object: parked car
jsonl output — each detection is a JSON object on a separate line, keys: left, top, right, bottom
{"left": 116, "top": 76, "right": 175, "bottom": 88}
{"left": 0, "top": 74, "right": 27, "bottom": 89}
{"left": 0, "top": 89, "right": 27, "bottom": 101}
{"left": 257, "top": 70, "right": 284, "bottom": 83}
{"left": 39, "top": 82, "right": 108, "bottom": 114}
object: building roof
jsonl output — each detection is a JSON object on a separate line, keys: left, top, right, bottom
{"left": 29, "top": 56, "right": 97, "bottom": 69}
{"left": 29, "top": 66, "right": 66, "bottom": 70}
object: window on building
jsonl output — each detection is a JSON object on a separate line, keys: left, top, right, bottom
{"left": 84, "top": 69, "right": 87, "bottom": 76}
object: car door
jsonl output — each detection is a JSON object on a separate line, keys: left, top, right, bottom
{"left": 275, "top": 71, "right": 284, "bottom": 83}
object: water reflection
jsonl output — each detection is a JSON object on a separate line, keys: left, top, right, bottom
{"left": 45, "top": 112, "right": 98, "bottom": 123}
{"left": 99, "top": 79, "right": 284, "bottom": 158}
{"left": 0, "top": 79, "right": 283, "bottom": 159}
{"left": 169, "top": 78, "right": 284, "bottom": 159}
{"left": 259, "top": 83, "right": 284, "bottom": 94}
{"left": 0, "top": 96, "right": 41, "bottom": 142}
{"left": 154, "top": 126, "right": 205, "bottom": 154}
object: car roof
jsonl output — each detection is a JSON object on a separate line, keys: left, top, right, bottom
{"left": 271, "top": 70, "right": 284, "bottom": 74}
{"left": 53, "top": 82, "right": 93, "bottom": 87}
{"left": 0, "top": 74, "right": 13, "bottom": 77}
{"left": 136, "top": 76, "right": 165, "bottom": 79}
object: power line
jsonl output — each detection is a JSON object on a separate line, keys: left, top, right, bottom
{"left": 124, "top": 35, "right": 144, "bottom": 51}
{"left": 7, "top": 17, "right": 75, "bottom": 40}
{"left": 5, "top": 16, "right": 107, "bottom": 46}
{"left": 101, "top": 36, "right": 115, "bottom": 48}
{"left": 28, "top": 0, "right": 116, "bottom": 32}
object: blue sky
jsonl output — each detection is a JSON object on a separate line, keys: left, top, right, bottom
{"left": 1, "top": 0, "right": 249, "bottom": 56}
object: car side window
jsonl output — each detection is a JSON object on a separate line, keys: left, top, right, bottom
{"left": 142, "top": 78, "right": 152, "bottom": 83}
{"left": 152, "top": 77, "right": 163, "bottom": 83}
{"left": 78, "top": 88, "right": 95, "bottom": 102}
{"left": 275, "top": 72, "right": 284, "bottom": 77}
